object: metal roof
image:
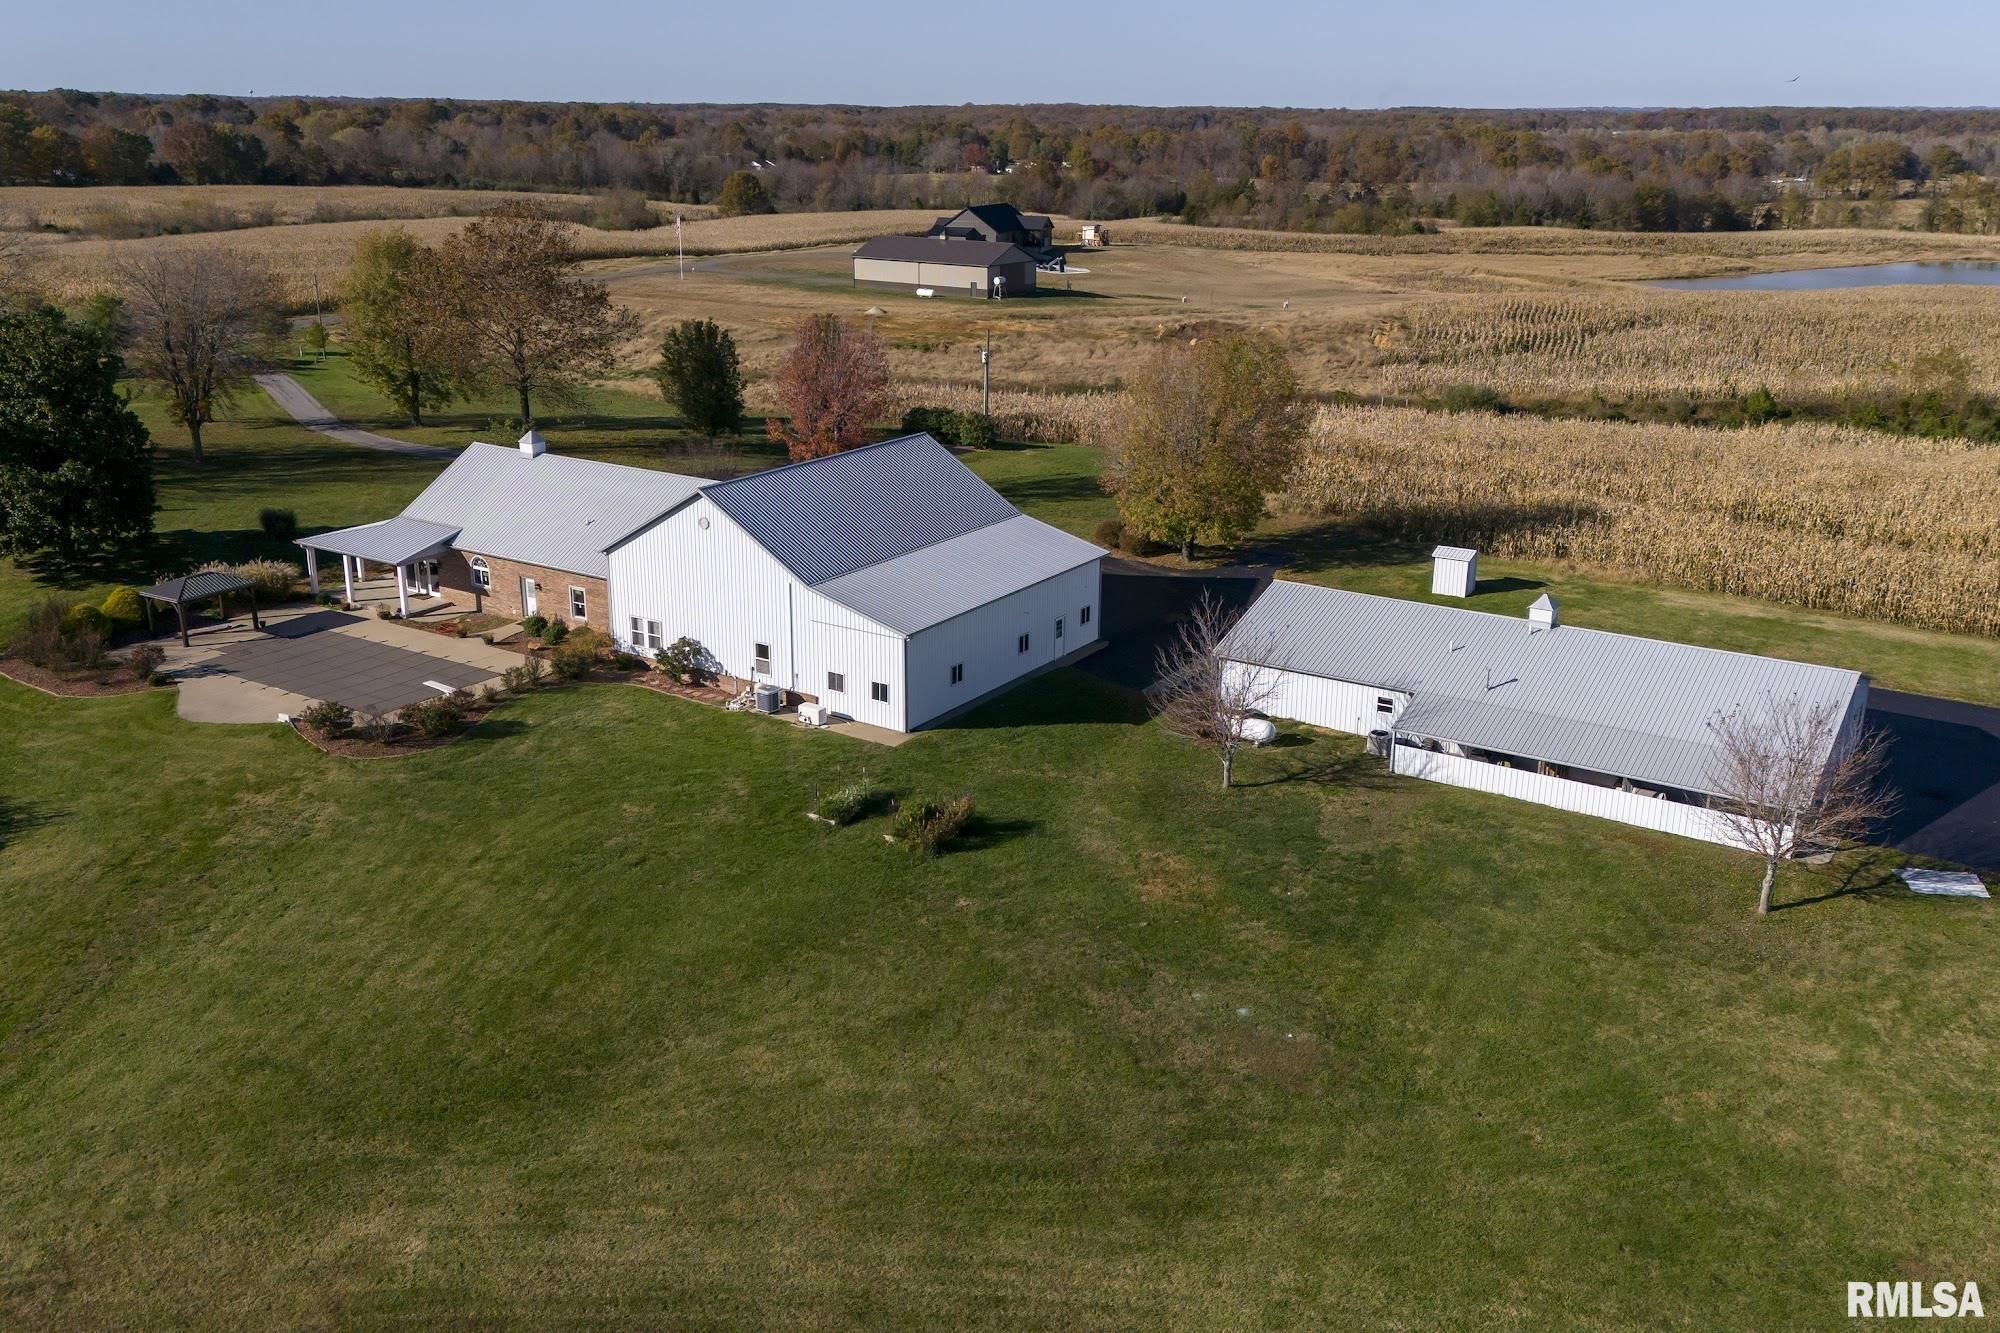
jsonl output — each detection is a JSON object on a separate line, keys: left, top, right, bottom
{"left": 140, "top": 570, "right": 254, "bottom": 604}
{"left": 1431, "top": 545, "right": 1477, "bottom": 561}
{"left": 1219, "top": 580, "right": 1865, "bottom": 797}
{"left": 401, "top": 442, "right": 706, "bottom": 578}
{"left": 809, "top": 513, "right": 1102, "bottom": 634}
{"left": 297, "top": 516, "right": 460, "bottom": 566}
{"left": 699, "top": 433, "right": 1023, "bottom": 586}
{"left": 853, "top": 235, "right": 1033, "bottom": 267}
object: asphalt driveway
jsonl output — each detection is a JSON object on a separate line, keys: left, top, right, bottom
{"left": 1866, "top": 689, "right": 2000, "bottom": 872}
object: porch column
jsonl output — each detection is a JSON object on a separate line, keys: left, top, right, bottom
{"left": 395, "top": 564, "right": 410, "bottom": 617}
{"left": 305, "top": 547, "right": 319, "bottom": 596}
{"left": 342, "top": 554, "right": 356, "bottom": 604}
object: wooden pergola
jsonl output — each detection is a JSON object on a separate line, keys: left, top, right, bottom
{"left": 139, "top": 571, "right": 261, "bottom": 647}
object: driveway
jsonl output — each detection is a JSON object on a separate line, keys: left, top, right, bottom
{"left": 255, "top": 373, "right": 455, "bottom": 458}
{"left": 1867, "top": 689, "right": 2000, "bottom": 872}
{"left": 162, "top": 606, "right": 520, "bottom": 723}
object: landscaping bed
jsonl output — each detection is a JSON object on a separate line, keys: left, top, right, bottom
{"left": 0, "top": 655, "right": 162, "bottom": 698}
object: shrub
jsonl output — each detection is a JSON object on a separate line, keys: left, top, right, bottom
{"left": 612, "top": 651, "right": 642, "bottom": 671}
{"left": 198, "top": 558, "right": 300, "bottom": 602}
{"left": 405, "top": 690, "right": 471, "bottom": 738}
{"left": 551, "top": 627, "right": 606, "bottom": 679}
{"left": 100, "top": 585, "right": 143, "bottom": 625}
{"left": 503, "top": 656, "right": 550, "bottom": 692}
{"left": 62, "top": 603, "right": 111, "bottom": 636}
{"left": 521, "top": 613, "right": 548, "bottom": 638}
{"left": 376, "top": 607, "right": 397, "bottom": 620}
{"left": 656, "top": 635, "right": 709, "bottom": 684}
{"left": 259, "top": 507, "right": 299, "bottom": 540}
{"left": 953, "top": 410, "right": 997, "bottom": 449}
{"left": 1093, "top": 518, "right": 1126, "bottom": 551}
{"left": 13, "top": 596, "right": 77, "bottom": 668}
{"left": 1437, "top": 383, "right": 1507, "bottom": 414}
{"left": 901, "top": 405, "right": 953, "bottom": 442}
{"left": 299, "top": 699, "right": 352, "bottom": 733}
{"left": 541, "top": 618, "right": 568, "bottom": 646}
{"left": 147, "top": 671, "right": 171, "bottom": 688}
{"left": 891, "top": 793, "right": 976, "bottom": 857}
{"left": 588, "top": 188, "right": 658, "bottom": 232}
{"left": 127, "top": 642, "right": 165, "bottom": 681}
{"left": 816, "top": 779, "right": 885, "bottom": 826}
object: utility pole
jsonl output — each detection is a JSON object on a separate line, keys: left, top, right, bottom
{"left": 980, "top": 329, "right": 991, "bottom": 417}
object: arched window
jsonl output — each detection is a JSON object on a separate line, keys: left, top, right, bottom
{"left": 470, "top": 556, "right": 490, "bottom": 589}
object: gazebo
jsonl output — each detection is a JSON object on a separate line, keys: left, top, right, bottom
{"left": 139, "top": 571, "right": 261, "bottom": 647}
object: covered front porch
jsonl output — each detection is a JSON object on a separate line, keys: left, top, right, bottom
{"left": 297, "top": 517, "right": 462, "bottom": 619}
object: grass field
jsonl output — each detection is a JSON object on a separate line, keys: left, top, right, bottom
{"left": 3, "top": 658, "right": 1996, "bottom": 1327}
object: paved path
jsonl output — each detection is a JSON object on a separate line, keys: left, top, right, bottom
{"left": 255, "top": 373, "right": 455, "bottom": 458}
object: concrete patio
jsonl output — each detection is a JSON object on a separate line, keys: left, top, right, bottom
{"left": 150, "top": 599, "right": 523, "bottom": 724}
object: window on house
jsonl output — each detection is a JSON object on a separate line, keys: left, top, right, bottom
{"left": 753, "top": 642, "right": 772, "bottom": 674}
{"left": 1376, "top": 696, "right": 1395, "bottom": 715}
{"left": 629, "top": 618, "right": 663, "bottom": 652}
{"left": 826, "top": 671, "right": 845, "bottom": 693}
{"left": 1017, "top": 633, "right": 1030, "bottom": 654}
{"left": 1055, "top": 616, "right": 1065, "bottom": 641}
{"left": 645, "top": 620, "right": 662, "bottom": 651}
{"left": 950, "top": 663, "right": 964, "bottom": 686}
{"left": 569, "top": 587, "right": 587, "bottom": 620}
{"left": 470, "top": 557, "right": 490, "bottom": 589}
{"left": 871, "top": 681, "right": 890, "bottom": 703}
{"left": 1080, "top": 604, "right": 1091, "bottom": 626}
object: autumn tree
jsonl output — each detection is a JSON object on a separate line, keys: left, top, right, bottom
{"left": 416, "top": 204, "right": 637, "bottom": 428}
{"left": 766, "top": 314, "right": 890, "bottom": 461}
{"left": 0, "top": 302, "right": 154, "bottom": 561}
{"left": 654, "top": 318, "right": 744, "bottom": 440}
{"left": 343, "top": 227, "right": 456, "bottom": 425}
{"left": 121, "top": 246, "right": 278, "bottom": 463}
{"left": 1108, "top": 330, "right": 1307, "bottom": 561}
{"left": 1706, "top": 694, "right": 1892, "bottom": 916}
{"left": 716, "top": 170, "right": 773, "bottom": 217}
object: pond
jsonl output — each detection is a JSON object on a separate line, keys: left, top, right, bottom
{"left": 1648, "top": 261, "right": 2000, "bottom": 292}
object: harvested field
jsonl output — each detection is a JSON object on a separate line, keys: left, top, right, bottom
{"left": 1373, "top": 287, "right": 2000, "bottom": 401}
{"left": 1283, "top": 405, "right": 2000, "bottom": 635}
{"left": 21, "top": 208, "right": 947, "bottom": 305}
{"left": 0, "top": 184, "right": 650, "bottom": 233}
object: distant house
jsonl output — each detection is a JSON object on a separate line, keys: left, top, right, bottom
{"left": 926, "top": 203, "right": 1054, "bottom": 252}
{"left": 852, "top": 235, "right": 1038, "bottom": 299}
{"left": 1218, "top": 578, "right": 1869, "bottom": 846}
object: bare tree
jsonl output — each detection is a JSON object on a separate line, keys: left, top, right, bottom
{"left": 1707, "top": 694, "right": 1892, "bottom": 916}
{"left": 1147, "top": 592, "right": 1285, "bottom": 788}
{"left": 121, "top": 247, "right": 278, "bottom": 463}
{"left": 415, "top": 203, "right": 637, "bottom": 429}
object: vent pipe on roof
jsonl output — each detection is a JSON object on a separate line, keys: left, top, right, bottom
{"left": 1528, "top": 593, "right": 1559, "bottom": 630}
{"left": 519, "top": 429, "right": 547, "bottom": 458}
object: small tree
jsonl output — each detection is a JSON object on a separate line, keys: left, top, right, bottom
{"left": 342, "top": 227, "right": 456, "bottom": 425}
{"left": 415, "top": 204, "right": 637, "bottom": 428}
{"left": 0, "top": 302, "right": 154, "bottom": 561}
{"left": 121, "top": 246, "right": 277, "bottom": 463}
{"left": 716, "top": 170, "right": 773, "bottom": 217}
{"left": 766, "top": 313, "right": 890, "bottom": 461}
{"left": 1707, "top": 694, "right": 1892, "bottom": 916}
{"left": 1108, "top": 330, "right": 1307, "bottom": 561}
{"left": 654, "top": 318, "right": 744, "bottom": 440}
{"left": 1147, "top": 592, "right": 1284, "bottom": 789}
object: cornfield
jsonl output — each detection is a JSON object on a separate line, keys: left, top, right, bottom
{"left": 891, "top": 381, "right": 1124, "bottom": 446}
{"left": 0, "top": 184, "right": 637, "bottom": 232}
{"left": 1373, "top": 288, "right": 2000, "bottom": 400}
{"left": 1283, "top": 405, "right": 2000, "bottom": 636}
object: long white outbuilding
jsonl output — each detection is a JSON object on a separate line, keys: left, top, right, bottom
{"left": 1218, "top": 578, "right": 1869, "bottom": 845}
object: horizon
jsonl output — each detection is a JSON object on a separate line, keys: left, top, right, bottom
{"left": 9, "top": 0, "right": 1997, "bottom": 109}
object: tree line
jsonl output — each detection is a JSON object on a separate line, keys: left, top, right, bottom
{"left": 12, "top": 91, "right": 2000, "bottom": 232}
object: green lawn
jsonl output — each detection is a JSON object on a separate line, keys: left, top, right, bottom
{"left": 1, "top": 672, "right": 1993, "bottom": 1326}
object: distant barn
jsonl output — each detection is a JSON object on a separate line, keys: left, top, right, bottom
{"left": 852, "top": 235, "right": 1039, "bottom": 299}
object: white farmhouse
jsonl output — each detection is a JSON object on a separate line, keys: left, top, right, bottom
{"left": 607, "top": 433, "right": 1104, "bottom": 731}
{"left": 1218, "top": 579, "right": 1869, "bottom": 845}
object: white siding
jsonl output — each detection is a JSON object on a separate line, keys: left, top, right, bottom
{"left": 904, "top": 562, "right": 1101, "bottom": 728}
{"left": 796, "top": 589, "right": 908, "bottom": 730}
{"left": 1391, "top": 745, "right": 1741, "bottom": 846}
{"left": 607, "top": 496, "right": 828, "bottom": 691}
{"left": 1228, "top": 663, "right": 1409, "bottom": 737}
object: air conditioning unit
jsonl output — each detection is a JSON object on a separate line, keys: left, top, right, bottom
{"left": 753, "top": 683, "right": 782, "bottom": 714}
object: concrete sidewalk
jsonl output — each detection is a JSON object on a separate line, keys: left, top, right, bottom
{"left": 256, "top": 373, "right": 456, "bottom": 458}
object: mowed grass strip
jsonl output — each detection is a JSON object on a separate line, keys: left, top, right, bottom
{"left": 0, "top": 673, "right": 1993, "bottom": 1327}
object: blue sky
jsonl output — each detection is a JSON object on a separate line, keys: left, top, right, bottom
{"left": 7, "top": 0, "right": 1994, "bottom": 107}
